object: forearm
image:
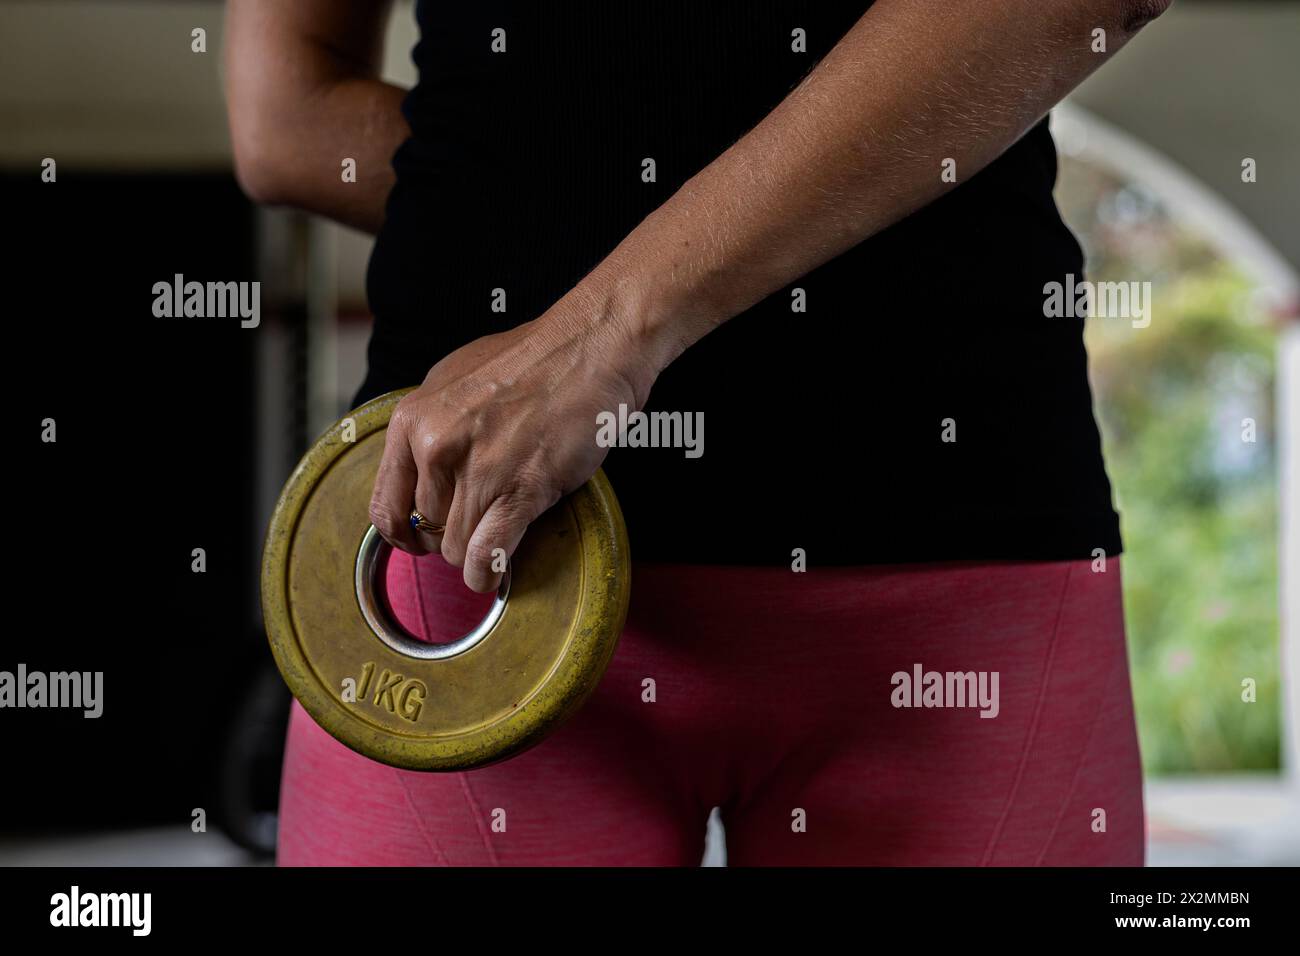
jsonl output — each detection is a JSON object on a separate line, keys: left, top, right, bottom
{"left": 577, "top": 0, "right": 1170, "bottom": 389}
{"left": 249, "top": 76, "right": 408, "bottom": 234}
{"left": 224, "top": 0, "right": 408, "bottom": 234}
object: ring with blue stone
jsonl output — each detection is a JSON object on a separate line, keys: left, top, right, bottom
{"left": 408, "top": 509, "right": 444, "bottom": 535}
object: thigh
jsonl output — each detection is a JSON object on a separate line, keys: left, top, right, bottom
{"left": 277, "top": 701, "right": 705, "bottom": 866}
{"left": 723, "top": 559, "right": 1144, "bottom": 866}
{"left": 276, "top": 551, "right": 707, "bottom": 866}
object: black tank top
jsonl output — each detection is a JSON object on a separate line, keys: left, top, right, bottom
{"left": 360, "top": 0, "right": 1123, "bottom": 565}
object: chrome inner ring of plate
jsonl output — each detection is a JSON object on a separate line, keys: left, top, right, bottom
{"left": 354, "top": 524, "right": 510, "bottom": 661}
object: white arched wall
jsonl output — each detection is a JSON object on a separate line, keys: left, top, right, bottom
{"left": 1050, "top": 103, "right": 1300, "bottom": 803}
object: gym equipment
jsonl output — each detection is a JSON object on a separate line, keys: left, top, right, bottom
{"left": 261, "top": 388, "right": 630, "bottom": 771}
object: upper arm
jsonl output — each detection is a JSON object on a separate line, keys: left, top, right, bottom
{"left": 224, "top": 0, "right": 394, "bottom": 198}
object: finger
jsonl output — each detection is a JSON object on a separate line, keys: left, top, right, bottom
{"left": 462, "top": 494, "right": 536, "bottom": 593}
{"left": 368, "top": 418, "right": 425, "bottom": 554}
{"left": 416, "top": 476, "right": 457, "bottom": 556}
{"left": 413, "top": 458, "right": 454, "bottom": 554}
{"left": 438, "top": 475, "right": 487, "bottom": 570}
{"left": 410, "top": 421, "right": 465, "bottom": 557}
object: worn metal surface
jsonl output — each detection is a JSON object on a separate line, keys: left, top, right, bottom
{"left": 261, "top": 388, "right": 631, "bottom": 771}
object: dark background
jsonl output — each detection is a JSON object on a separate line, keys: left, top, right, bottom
{"left": 8, "top": 172, "right": 284, "bottom": 852}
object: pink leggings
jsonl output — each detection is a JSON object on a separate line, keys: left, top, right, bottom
{"left": 277, "top": 555, "right": 1143, "bottom": 865}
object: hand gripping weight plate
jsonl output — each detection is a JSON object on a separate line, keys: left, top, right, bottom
{"left": 261, "top": 388, "right": 631, "bottom": 771}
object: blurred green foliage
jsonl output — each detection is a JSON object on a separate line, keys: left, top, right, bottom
{"left": 1059, "top": 159, "right": 1281, "bottom": 773}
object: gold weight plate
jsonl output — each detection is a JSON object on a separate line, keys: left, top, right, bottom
{"left": 261, "top": 388, "right": 631, "bottom": 771}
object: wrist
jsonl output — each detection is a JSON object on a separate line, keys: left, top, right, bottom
{"left": 585, "top": 232, "right": 725, "bottom": 394}
{"left": 539, "top": 201, "right": 732, "bottom": 408}
{"left": 539, "top": 272, "right": 671, "bottom": 412}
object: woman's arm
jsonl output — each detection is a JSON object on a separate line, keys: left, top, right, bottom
{"left": 368, "top": 0, "right": 1172, "bottom": 590}
{"left": 597, "top": 0, "right": 1173, "bottom": 386}
{"left": 224, "top": 0, "right": 408, "bottom": 234}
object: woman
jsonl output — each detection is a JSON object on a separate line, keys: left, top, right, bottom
{"left": 226, "top": 0, "right": 1165, "bottom": 865}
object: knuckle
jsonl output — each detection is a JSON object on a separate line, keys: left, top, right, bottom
{"left": 510, "top": 476, "right": 558, "bottom": 515}
{"left": 389, "top": 401, "right": 419, "bottom": 434}
{"left": 465, "top": 538, "right": 502, "bottom": 574}
{"left": 439, "top": 533, "right": 466, "bottom": 567}
{"left": 417, "top": 435, "right": 456, "bottom": 472}
{"left": 368, "top": 502, "right": 404, "bottom": 538}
